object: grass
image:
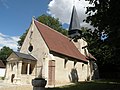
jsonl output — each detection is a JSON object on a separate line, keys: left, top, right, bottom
{"left": 46, "top": 80, "right": 120, "bottom": 90}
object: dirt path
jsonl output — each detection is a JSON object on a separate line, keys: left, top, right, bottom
{"left": 0, "top": 80, "right": 32, "bottom": 90}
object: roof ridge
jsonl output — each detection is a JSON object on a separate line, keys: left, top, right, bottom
{"left": 34, "top": 19, "right": 70, "bottom": 40}
{"left": 34, "top": 19, "right": 88, "bottom": 62}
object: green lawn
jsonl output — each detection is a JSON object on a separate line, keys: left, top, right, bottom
{"left": 46, "top": 80, "right": 120, "bottom": 90}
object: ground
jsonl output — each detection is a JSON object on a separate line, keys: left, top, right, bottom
{"left": 0, "top": 80, "right": 32, "bottom": 90}
{"left": 0, "top": 80, "right": 120, "bottom": 90}
{"left": 46, "top": 80, "right": 120, "bottom": 90}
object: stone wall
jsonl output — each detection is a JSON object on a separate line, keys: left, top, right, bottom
{"left": 53, "top": 56, "right": 89, "bottom": 85}
{"left": 20, "top": 20, "right": 50, "bottom": 77}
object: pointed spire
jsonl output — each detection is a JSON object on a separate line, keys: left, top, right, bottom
{"left": 69, "top": 6, "right": 80, "bottom": 31}
{"left": 68, "top": 6, "right": 82, "bottom": 42}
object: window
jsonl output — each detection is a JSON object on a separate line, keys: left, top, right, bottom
{"left": 74, "top": 61, "right": 77, "bottom": 67}
{"left": 28, "top": 44, "right": 33, "bottom": 52}
{"left": 82, "top": 64, "right": 84, "bottom": 70}
{"left": 64, "top": 59, "right": 68, "bottom": 68}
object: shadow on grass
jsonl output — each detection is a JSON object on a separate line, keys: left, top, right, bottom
{"left": 46, "top": 80, "right": 120, "bottom": 90}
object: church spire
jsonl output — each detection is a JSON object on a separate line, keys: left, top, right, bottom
{"left": 68, "top": 5, "right": 82, "bottom": 42}
{"left": 69, "top": 6, "right": 80, "bottom": 31}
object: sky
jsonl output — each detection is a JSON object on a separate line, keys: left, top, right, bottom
{"left": 0, "top": 0, "right": 91, "bottom": 51}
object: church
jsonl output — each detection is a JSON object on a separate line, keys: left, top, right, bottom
{"left": 4, "top": 6, "right": 98, "bottom": 86}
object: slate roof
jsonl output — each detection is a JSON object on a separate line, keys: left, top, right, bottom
{"left": 69, "top": 6, "right": 80, "bottom": 31}
{"left": 14, "top": 52, "right": 36, "bottom": 61}
{"left": 0, "top": 60, "right": 5, "bottom": 68}
{"left": 34, "top": 20, "right": 88, "bottom": 62}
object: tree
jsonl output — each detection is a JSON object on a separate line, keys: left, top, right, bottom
{"left": 37, "top": 14, "right": 68, "bottom": 36}
{"left": 85, "top": 0, "right": 120, "bottom": 47}
{"left": 81, "top": 27, "right": 114, "bottom": 78}
{"left": 0, "top": 46, "right": 13, "bottom": 65}
{"left": 84, "top": 0, "right": 120, "bottom": 78}
{"left": 18, "top": 14, "right": 67, "bottom": 49}
{"left": 18, "top": 29, "right": 28, "bottom": 50}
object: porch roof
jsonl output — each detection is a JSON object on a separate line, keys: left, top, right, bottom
{"left": 14, "top": 52, "right": 37, "bottom": 61}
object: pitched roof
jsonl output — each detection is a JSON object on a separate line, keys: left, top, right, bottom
{"left": 14, "top": 52, "right": 36, "bottom": 61}
{"left": 0, "top": 60, "right": 5, "bottom": 68}
{"left": 34, "top": 20, "right": 88, "bottom": 62}
{"left": 87, "top": 53, "right": 96, "bottom": 61}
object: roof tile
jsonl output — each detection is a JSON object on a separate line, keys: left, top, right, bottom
{"left": 34, "top": 20, "right": 88, "bottom": 62}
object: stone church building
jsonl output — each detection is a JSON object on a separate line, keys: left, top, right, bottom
{"left": 4, "top": 6, "right": 98, "bottom": 85}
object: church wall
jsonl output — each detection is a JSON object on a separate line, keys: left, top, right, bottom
{"left": 7, "top": 20, "right": 94, "bottom": 85}
{"left": 54, "top": 56, "right": 72, "bottom": 84}
{"left": 20, "top": 21, "right": 50, "bottom": 78}
{"left": 75, "top": 62, "right": 88, "bottom": 81}
{"left": 53, "top": 55, "right": 89, "bottom": 85}
{"left": 5, "top": 53, "right": 20, "bottom": 83}
{"left": 73, "top": 39, "right": 88, "bottom": 55}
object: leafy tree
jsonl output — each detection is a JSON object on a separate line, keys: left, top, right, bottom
{"left": 0, "top": 46, "right": 13, "bottom": 65}
{"left": 84, "top": 0, "right": 120, "bottom": 78}
{"left": 18, "top": 29, "right": 28, "bottom": 50}
{"left": 18, "top": 14, "right": 67, "bottom": 49}
{"left": 85, "top": 0, "right": 120, "bottom": 48}
{"left": 37, "top": 14, "right": 68, "bottom": 36}
{"left": 81, "top": 27, "right": 113, "bottom": 77}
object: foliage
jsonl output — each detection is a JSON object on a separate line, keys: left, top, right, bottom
{"left": 18, "top": 14, "right": 67, "bottom": 49}
{"left": 86, "top": 0, "right": 120, "bottom": 48}
{"left": 0, "top": 46, "right": 13, "bottom": 64}
{"left": 18, "top": 29, "right": 28, "bottom": 50}
{"left": 37, "top": 14, "right": 68, "bottom": 36}
{"left": 85, "top": 0, "right": 120, "bottom": 55}
{"left": 84, "top": 0, "right": 120, "bottom": 76}
{"left": 81, "top": 27, "right": 116, "bottom": 77}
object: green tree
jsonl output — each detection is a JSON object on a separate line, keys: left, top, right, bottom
{"left": 37, "top": 14, "right": 68, "bottom": 36}
{"left": 85, "top": 0, "right": 120, "bottom": 63}
{"left": 18, "top": 29, "right": 28, "bottom": 50}
{"left": 0, "top": 46, "right": 13, "bottom": 65}
{"left": 18, "top": 14, "right": 67, "bottom": 49}
{"left": 81, "top": 27, "right": 113, "bottom": 78}
{"left": 84, "top": 0, "right": 120, "bottom": 78}
{"left": 85, "top": 0, "right": 120, "bottom": 49}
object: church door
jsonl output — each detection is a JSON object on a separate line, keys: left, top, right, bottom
{"left": 48, "top": 60, "right": 55, "bottom": 85}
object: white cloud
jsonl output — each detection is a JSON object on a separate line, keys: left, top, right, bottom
{"left": 0, "top": 33, "right": 20, "bottom": 51}
{"left": 47, "top": 0, "right": 92, "bottom": 28}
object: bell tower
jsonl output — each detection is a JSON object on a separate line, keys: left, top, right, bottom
{"left": 68, "top": 5, "right": 82, "bottom": 42}
{"left": 68, "top": 3, "right": 88, "bottom": 55}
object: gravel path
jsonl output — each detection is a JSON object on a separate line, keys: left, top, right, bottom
{"left": 0, "top": 80, "right": 32, "bottom": 90}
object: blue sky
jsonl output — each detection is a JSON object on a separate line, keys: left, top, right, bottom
{"left": 0, "top": 0, "right": 50, "bottom": 36}
{"left": 0, "top": 0, "right": 90, "bottom": 50}
{"left": 0, "top": 0, "right": 51, "bottom": 50}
